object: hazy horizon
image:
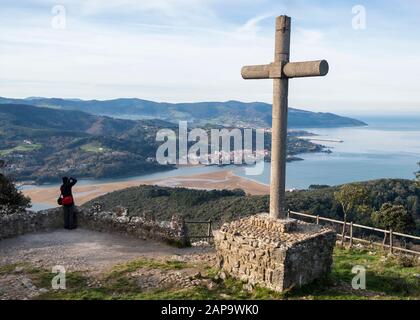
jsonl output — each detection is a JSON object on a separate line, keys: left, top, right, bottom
{"left": 2, "top": 95, "right": 420, "bottom": 118}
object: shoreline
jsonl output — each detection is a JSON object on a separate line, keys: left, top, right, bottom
{"left": 23, "top": 170, "right": 269, "bottom": 209}
{"left": 17, "top": 157, "right": 306, "bottom": 188}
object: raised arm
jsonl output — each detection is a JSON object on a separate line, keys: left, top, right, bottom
{"left": 69, "top": 177, "right": 78, "bottom": 187}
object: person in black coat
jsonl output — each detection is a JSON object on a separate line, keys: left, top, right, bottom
{"left": 60, "top": 176, "right": 77, "bottom": 229}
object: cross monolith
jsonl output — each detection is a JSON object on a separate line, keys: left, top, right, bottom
{"left": 241, "top": 15, "right": 328, "bottom": 219}
{"left": 214, "top": 15, "right": 336, "bottom": 293}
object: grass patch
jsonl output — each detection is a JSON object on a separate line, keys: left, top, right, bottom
{"left": 0, "top": 262, "right": 45, "bottom": 276}
{"left": 0, "top": 143, "right": 42, "bottom": 156}
{"left": 36, "top": 259, "right": 189, "bottom": 300}
{"left": 80, "top": 143, "right": 110, "bottom": 153}
{"left": 106, "top": 258, "right": 188, "bottom": 279}
{"left": 285, "top": 247, "right": 420, "bottom": 300}
{"left": 0, "top": 263, "right": 24, "bottom": 275}
{"left": 35, "top": 258, "right": 221, "bottom": 300}
{"left": 32, "top": 270, "right": 88, "bottom": 291}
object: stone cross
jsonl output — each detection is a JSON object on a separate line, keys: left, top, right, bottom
{"left": 241, "top": 15, "right": 329, "bottom": 219}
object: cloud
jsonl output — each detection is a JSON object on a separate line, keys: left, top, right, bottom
{"left": 0, "top": 1, "right": 420, "bottom": 115}
{"left": 33, "top": 0, "right": 218, "bottom": 26}
{"left": 237, "top": 13, "right": 276, "bottom": 35}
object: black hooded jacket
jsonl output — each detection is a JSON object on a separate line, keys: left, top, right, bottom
{"left": 60, "top": 177, "right": 77, "bottom": 198}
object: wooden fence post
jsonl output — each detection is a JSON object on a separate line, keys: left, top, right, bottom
{"left": 389, "top": 229, "right": 393, "bottom": 254}
{"left": 341, "top": 221, "right": 347, "bottom": 246}
{"left": 316, "top": 215, "right": 320, "bottom": 225}
{"left": 283, "top": 211, "right": 420, "bottom": 256}
{"left": 382, "top": 231, "right": 387, "bottom": 250}
{"left": 207, "top": 220, "right": 212, "bottom": 242}
{"left": 287, "top": 209, "right": 290, "bottom": 219}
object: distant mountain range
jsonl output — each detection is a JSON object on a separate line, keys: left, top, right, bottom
{"left": 0, "top": 97, "right": 367, "bottom": 128}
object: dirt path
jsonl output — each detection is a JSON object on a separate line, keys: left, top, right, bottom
{"left": 0, "top": 229, "right": 214, "bottom": 273}
{"left": 0, "top": 229, "right": 216, "bottom": 300}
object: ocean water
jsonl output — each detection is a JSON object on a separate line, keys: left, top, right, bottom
{"left": 235, "top": 116, "right": 420, "bottom": 188}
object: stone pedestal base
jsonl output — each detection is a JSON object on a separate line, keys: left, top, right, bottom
{"left": 213, "top": 213, "right": 336, "bottom": 292}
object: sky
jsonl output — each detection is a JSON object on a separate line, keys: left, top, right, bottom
{"left": 1, "top": 0, "right": 420, "bottom": 116}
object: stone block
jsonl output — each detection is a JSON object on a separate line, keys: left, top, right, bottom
{"left": 213, "top": 213, "right": 336, "bottom": 292}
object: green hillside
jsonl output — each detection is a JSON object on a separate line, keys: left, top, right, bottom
{"left": 0, "top": 104, "right": 174, "bottom": 183}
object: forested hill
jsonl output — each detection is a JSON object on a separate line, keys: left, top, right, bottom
{"left": 0, "top": 97, "right": 367, "bottom": 128}
{"left": 0, "top": 103, "right": 174, "bottom": 135}
{"left": 0, "top": 104, "right": 174, "bottom": 183}
{"left": 83, "top": 179, "right": 420, "bottom": 236}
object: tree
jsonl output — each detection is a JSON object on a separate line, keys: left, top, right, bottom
{"left": 371, "top": 203, "right": 415, "bottom": 233}
{"left": 416, "top": 162, "right": 420, "bottom": 187}
{"left": 334, "top": 184, "right": 369, "bottom": 244}
{"left": 0, "top": 173, "right": 31, "bottom": 214}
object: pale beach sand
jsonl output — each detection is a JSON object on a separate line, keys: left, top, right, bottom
{"left": 23, "top": 170, "right": 269, "bottom": 207}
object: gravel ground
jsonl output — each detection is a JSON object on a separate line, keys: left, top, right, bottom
{"left": 0, "top": 229, "right": 216, "bottom": 300}
{"left": 0, "top": 229, "right": 214, "bottom": 273}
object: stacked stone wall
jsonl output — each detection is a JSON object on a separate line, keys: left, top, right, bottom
{"left": 0, "top": 206, "right": 189, "bottom": 247}
{"left": 214, "top": 213, "right": 336, "bottom": 292}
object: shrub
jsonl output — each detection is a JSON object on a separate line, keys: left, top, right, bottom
{"left": 371, "top": 203, "right": 415, "bottom": 233}
{"left": 0, "top": 173, "right": 31, "bottom": 214}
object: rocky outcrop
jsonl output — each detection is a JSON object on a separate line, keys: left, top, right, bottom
{"left": 0, "top": 205, "right": 189, "bottom": 247}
